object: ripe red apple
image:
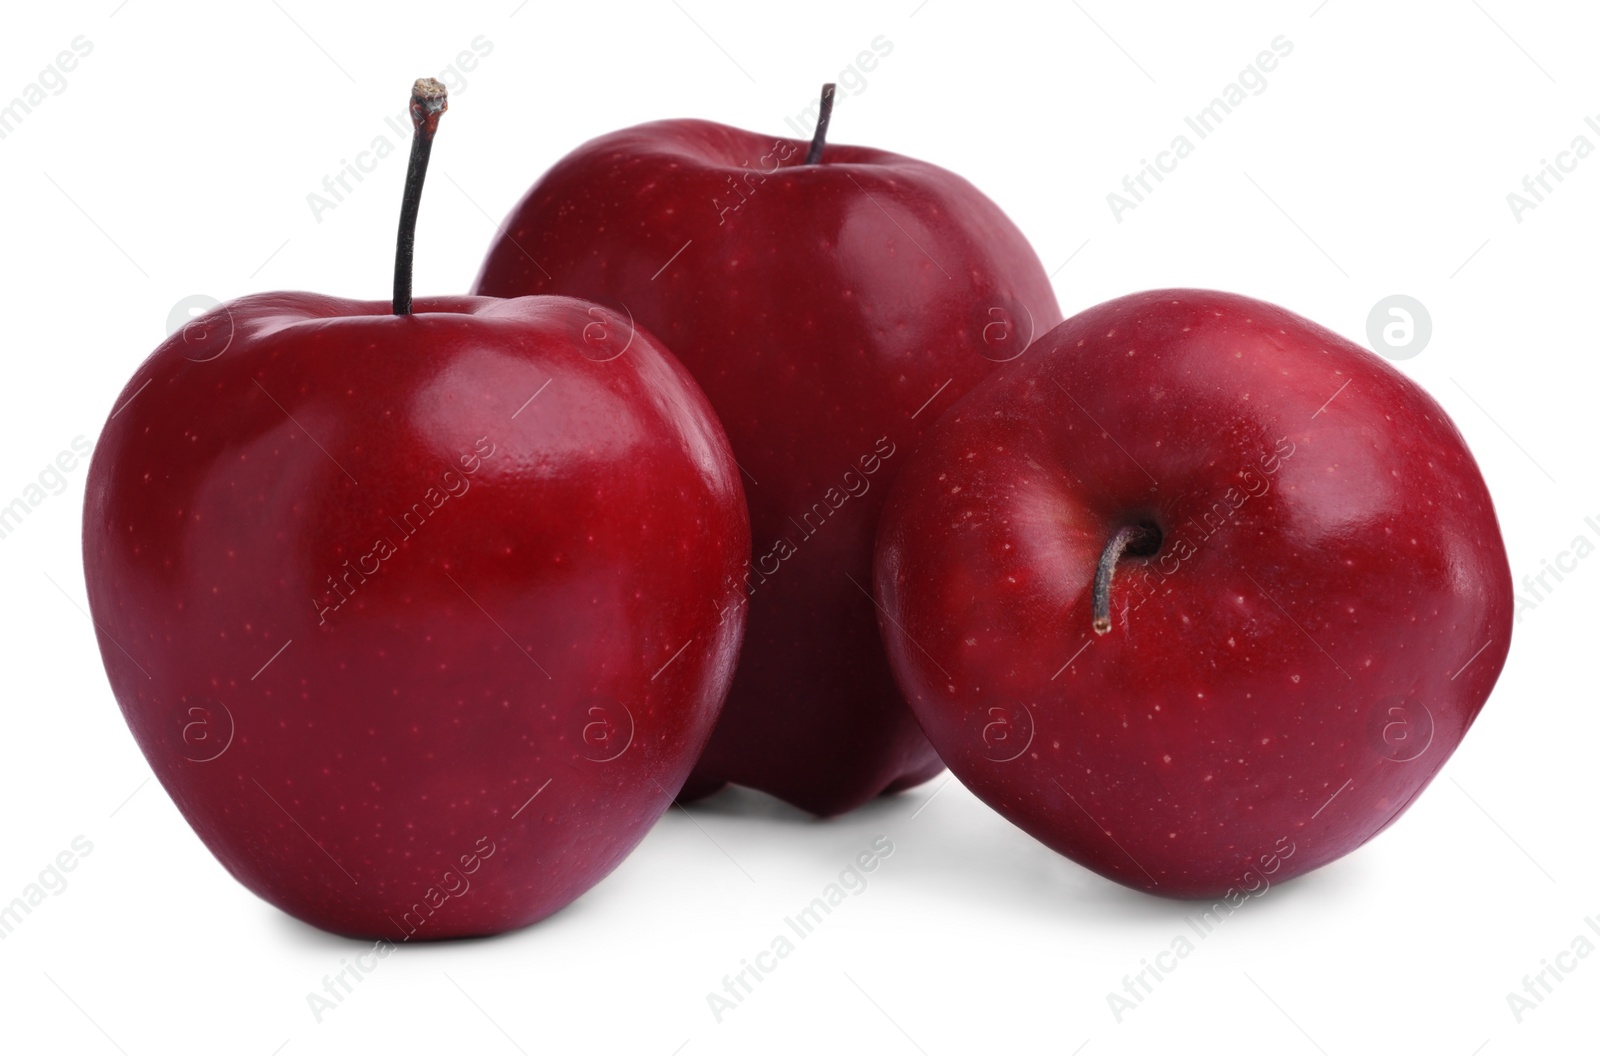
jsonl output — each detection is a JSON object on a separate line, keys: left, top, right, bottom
{"left": 874, "top": 288, "right": 1513, "bottom": 897}
{"left": 473, "top": 86, "right": 1062, "bottom": 815}
{"left": 82, "top": 80, "right": 749, "bottom": 938}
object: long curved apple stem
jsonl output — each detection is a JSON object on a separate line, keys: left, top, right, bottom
{"left": 1093, "top": 524, "right": 1159, "bottom": 634}
{"left": 804, "top": 83, "right": 837, "bottom": 165}
{"left": 393, "top": 78, "right": 448, "bottom": 316}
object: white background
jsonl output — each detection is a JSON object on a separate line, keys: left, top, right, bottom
{"left": 2, "top": 1, "right": 1595, "bottom": 1053}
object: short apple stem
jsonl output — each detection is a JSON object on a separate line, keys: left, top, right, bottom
{"left": 804, "top": 83, "right": 836, "bottom": 165}
{"left": 393, "top": 78, "right": 448, "bottom": 317}
{"left": 1093, "top": 523, "right": 1161, "bottom": 634}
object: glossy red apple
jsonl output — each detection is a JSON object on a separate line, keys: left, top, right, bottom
{"left": 875, "top": 288, "right": 1513, "bottom": 897}
{"left": 82, "top": 80, "right": 749, "bottom": 938}
{"left": 473, "top": 86, "right": 1062, "bottom": 815}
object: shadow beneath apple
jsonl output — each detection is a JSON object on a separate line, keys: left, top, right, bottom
{"left": 674, "top": 783, "right": 819, "bottom": 824}
{"left": 268, "top": 903, "right": 531, "bottom": 951}
{"left": 668, "top": 772, "right": 1174, "bottom": 924}
{"left": 677, "top": 772, "right": 955, "bottom": 827}
{"left": 894, "top": 805, "right": 1184, "bottom": 925}
{"left": 865, "top": 777, "right": 1373, "bottom": 930}
{"left": 272, "top": 908, "right": 366, "bottom": 947}
{"left": 263, "top": 775, "right": 1372, "bottom": 953}
{"left": 269, "top": 908, "right": 391, "bottom": 952}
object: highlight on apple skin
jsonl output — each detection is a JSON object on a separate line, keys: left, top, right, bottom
{"left": 873, "top": 288, "right": 1513, "bottom": 898}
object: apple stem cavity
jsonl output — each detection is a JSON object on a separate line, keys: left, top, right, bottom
{"left": 393, "top": 77, "right": 449, "bottom": 317}
{"left": 804, "top": 83, "right": 837, "bottom": 165}
{"left": 1092, "top": 523, "right": 1161, "bottom": 634}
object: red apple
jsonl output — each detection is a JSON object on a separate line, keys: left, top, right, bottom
{"left": 874, "top": 288, "right": 1513, "bottom": 896}
{"left": 473, "top": 86, "right": 1062, "bottom": 815}
{"left": 82, "top": 80, "right": 749, "bottom": 938}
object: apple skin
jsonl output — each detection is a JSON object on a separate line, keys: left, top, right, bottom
{"left": 874, "top": 289, "right": 1513, "bottom": 897}
{"left": 83, "top": 293, "right": 749, "bottom": 938}
{"left": 472, "top": 119, "right": 1061, "bottom": 815}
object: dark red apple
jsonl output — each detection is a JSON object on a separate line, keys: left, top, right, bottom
{"left": 473, "top": 86, "right": 1062, "bottom": 815}
{"left": 82, "top": 80, "right": 749, "bottom": 938}
{"left": 874, "top": 288, "right": 1513, "bottom": 897}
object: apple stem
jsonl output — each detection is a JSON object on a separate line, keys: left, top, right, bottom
{"left": 804, "top": 83, "right": 836, "bottom": 165}
{"left": 393, "top": 78, "right": 448, "bottom": 317}
{"left": 1093, "top": 524, "right": 1160, "bottom": 634}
